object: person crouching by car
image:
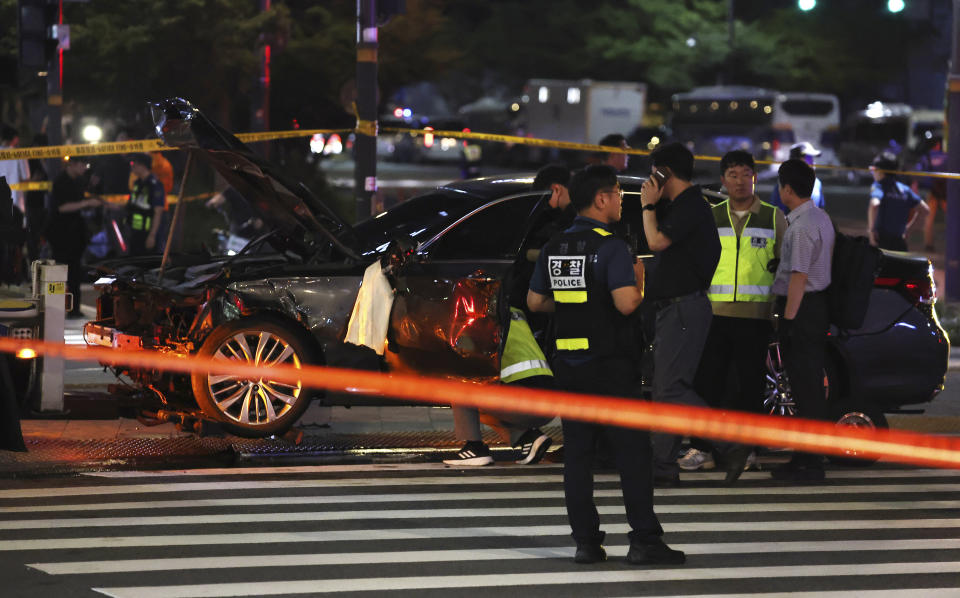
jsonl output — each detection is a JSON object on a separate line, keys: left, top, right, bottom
{"left": 126, "top": 153, "right": 165, "bottom": 256}
{"left": 528, "top": 164, "right": 684, "bottom": 567}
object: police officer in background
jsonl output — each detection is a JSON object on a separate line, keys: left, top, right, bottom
{"left": 528, "top": 164, "right": 684, "bottom": 566}
{"left": 126, "top": 153, "right": 166, "bottom": 256}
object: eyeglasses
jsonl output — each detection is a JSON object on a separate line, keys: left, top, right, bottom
{"left": 602, "top": 186, "right": 624, "bottom": 199}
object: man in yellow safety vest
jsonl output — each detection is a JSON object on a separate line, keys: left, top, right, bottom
{"left": 678, "top": 150, "right": 786, "bottom": 475}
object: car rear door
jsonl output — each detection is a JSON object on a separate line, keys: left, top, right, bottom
{"left": 386, "top": 194, "right": 542, "bottom": 381}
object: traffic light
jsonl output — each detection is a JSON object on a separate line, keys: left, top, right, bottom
{"left": 797, "top": 0, "right": 816, "bottom": 11}
{"left": 18, "top": 0, "right": 59, "bottom": 70}
{"left": 887, "top": 0, "right": 905, "bottom": 12}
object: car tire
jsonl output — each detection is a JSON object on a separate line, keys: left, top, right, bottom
{"left": 826, "top": 401, "right": 888, "bottom": 467}
{"left": 191, "top": 316, "right": 318, "bottom": 438}
{"left": 765, "top": 346, "right": 886, "bottom": 465}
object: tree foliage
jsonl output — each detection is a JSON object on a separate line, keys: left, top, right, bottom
{"left": 0, "top": 0, "right": 947, "bottom": 133}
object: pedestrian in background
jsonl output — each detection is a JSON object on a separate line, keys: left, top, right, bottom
{"left": 528, "top": 164, "right": 684, "bottom": 566}
{"left": 914, "top": 137, "right": 946, "bottom": 252}
{"left": 639, "top": 142, "right": 751, "bottom": 485}
{"left": 126, "top": 153, "right": 166, "bottom": 256}
{"left": 48, "top": 158, "right": 101, "bottom": 318}
{"left": 0, "top": 125, "right": 30, "bottom": 214}
{"left": 770, "top": 158, "right": 835, "bottom": 481}
{"left": 680, "top": 151, "right": 785, "bottom": 474}
{"left": 590, "top": 133, "right": 630, "bottom": 172}
{"left": 769, "top": 142, "right": 824, "bottom": 214}
{"left": 867, "top": 151, "right": 929, "bottom": 252}
{"left": 25, "top": 134, "right": 50, "bottom": 263}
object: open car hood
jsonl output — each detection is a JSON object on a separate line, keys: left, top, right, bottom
{"left": 150, "top": 97, "right": 360, "bottom": 262}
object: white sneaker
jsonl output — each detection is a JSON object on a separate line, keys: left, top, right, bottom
{"left": 677, "top": 448, "right": 716, "bottom": 471}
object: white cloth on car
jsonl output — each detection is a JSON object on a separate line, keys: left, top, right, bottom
{"left": 344, "top": 261, "right": 395, "bottom": 355}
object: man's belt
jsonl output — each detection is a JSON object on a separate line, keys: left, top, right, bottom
{"left": 652, "top": 289, "right": 706, "bottom": 311}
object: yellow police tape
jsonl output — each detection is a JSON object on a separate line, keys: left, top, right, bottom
{"left": 3, "top": 124, "right": 959, "bottom": 182}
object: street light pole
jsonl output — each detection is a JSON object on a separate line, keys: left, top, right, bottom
{"left": 946, "top": 0, "right": 960, "bottom": 300}
{"left": 354, "top": 0, "right": 378, "bottom": 222}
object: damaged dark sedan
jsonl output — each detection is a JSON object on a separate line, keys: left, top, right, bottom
{"left": 83, "top": 98, "right": 569, "bottom": 436}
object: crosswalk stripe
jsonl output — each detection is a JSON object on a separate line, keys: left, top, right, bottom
{"left": 86, "top": 464, "right": 960, "bottom": 478}
{"left": 637, "top": 592, "right": 960, "bottom": 598}
{"left": 4, "top": 475, "right": 960, "bottom": 500}
{"left": 27, "top": 539, "right": 960, "bottom": 575}
{"left": 2, "top": 500, "right": 958, "bottom": 530}
{"left": 5, "top": 519, "right": 960, "bottom": 552}
{"left": 3, "top": 493, "right": 956, "bottom": 514}
{"left": 89, "top": 562, "right": 960, "bottom": 597}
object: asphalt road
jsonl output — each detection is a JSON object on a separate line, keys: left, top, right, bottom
{"left": 2, "top": 463, "right": 959, "bottom": 597}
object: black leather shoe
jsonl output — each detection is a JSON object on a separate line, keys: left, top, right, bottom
{"left": 654, "top": 471, "right": 681, "bottom": 488}
{"left": 574, "top": 543, "right": 607, "bottom": 564}
{"left": 723, "top": 446, "right": 753, "bottom": 485}
{"left": 770, "top": 459, "right": 825, "bottom": 482}
{"left": 626, "top": 541, "right": 686, "bottom": 565}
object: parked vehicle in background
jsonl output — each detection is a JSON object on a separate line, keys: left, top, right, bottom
{"left": 837, "top": 102, "right": 944, "bottom": 179}
{"left": 670, "top": 86, "right": 781, "bottom": 166}
{"left": 520, "top": 79, "right": 646, "bottom": 161}
{"left": 771, "top": 92, "right": 841, "bottom": 165}
{"left": 377, "top": 113, "right": 476, "bottom": 164}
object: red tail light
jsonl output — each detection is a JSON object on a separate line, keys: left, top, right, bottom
{"left": 423, "top": 126, "right": 434, "bottom": 148}
{"left": 874, "top": 276, "right": 935, "bottom": 304}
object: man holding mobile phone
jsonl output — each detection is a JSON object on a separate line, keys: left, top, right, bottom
{"left": 639, "top": 142, "right": 747, "bottom": 485}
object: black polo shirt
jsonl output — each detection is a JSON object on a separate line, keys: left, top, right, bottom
{"left": 645, "top": 184, "right": 720, "bottom": 302}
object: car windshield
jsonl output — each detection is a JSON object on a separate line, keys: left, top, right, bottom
{"left": 352, "top": 191, "right": 484, "bottom": 256}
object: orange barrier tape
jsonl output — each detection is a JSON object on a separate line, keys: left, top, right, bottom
{"left": 1, "top": 336, "right": 958, "bottom": 469}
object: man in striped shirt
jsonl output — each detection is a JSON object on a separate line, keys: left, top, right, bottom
{"left": 770, "top": 158, "right": 835, "bottom": 481}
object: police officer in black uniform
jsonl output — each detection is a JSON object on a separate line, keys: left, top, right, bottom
{"left": 528, "top": 165, "right": 684, "bottom": 566}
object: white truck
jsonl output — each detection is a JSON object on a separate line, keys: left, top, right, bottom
{"left": 521, "top": 79, "right": 647, "bottom": 147}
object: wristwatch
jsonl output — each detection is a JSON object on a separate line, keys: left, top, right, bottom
{"left": 642, "top": 203, "right": 657, "bottom": 212}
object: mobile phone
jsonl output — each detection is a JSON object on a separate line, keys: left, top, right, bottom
{"left": 651, "top": 169, "right": 671, "bottom": 188}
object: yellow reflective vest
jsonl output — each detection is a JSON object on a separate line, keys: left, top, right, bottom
{"left": 500, "top": 307, "right": 553, "bottom": 383}
{"left": 707, "top": 200, "right": 776, "bottom": 303}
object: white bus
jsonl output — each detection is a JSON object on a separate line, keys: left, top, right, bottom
{"left": 669, "top": 87, "right": 840, "bottom": 165}
{"left": 772, "top": 92, "right": 841, "bottom": 164}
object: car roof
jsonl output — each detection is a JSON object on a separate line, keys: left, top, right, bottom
{"left": 437, "top": 174, "right": 539, "bottom": 201}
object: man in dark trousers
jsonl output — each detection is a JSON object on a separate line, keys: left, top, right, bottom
{"left": 528, "top": 164, "right": 684, "bottom": 566}
{"left": 0, "top": 176, "right": 26, "bottom": 451}
{"left": 639, "top": 142, "right": 751, "bottom": 484}
{"left": 770, "top": 158, "right": 835, "bottom": 481}
{"left": 683, "top": 150, "right": 786, "bottom": 473}
{"left": 48, "top": 158, "right": 101, "bottom": 318}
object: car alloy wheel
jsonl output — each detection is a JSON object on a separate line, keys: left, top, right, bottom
{"left": 192, "top": 317, "right": 317, "bottom": 437}
{"left": 828, "top": 404, "right": 888, "bottom": 466}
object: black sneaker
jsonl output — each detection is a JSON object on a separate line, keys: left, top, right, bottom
{"left": 574, "top": 543, "right": 607, "bottom": 564}
{"left": 626, "top": 541, "right": 686, "bottom": 565}
{"left": 770, "top": 458, "right": 825, "bottom": 482}
{"left": 515, "top": 429, "right": 552, "bottom": 464}
{"left": 443, "top": 441, "right": 493, "bottom": 466}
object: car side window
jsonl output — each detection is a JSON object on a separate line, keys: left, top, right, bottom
{"left": 429, "top": 195, "right": 540, "bottom": 260}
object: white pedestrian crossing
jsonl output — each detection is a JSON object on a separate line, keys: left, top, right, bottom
{"left": 1, "top": 464, "right": 958, "bottom": 597}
